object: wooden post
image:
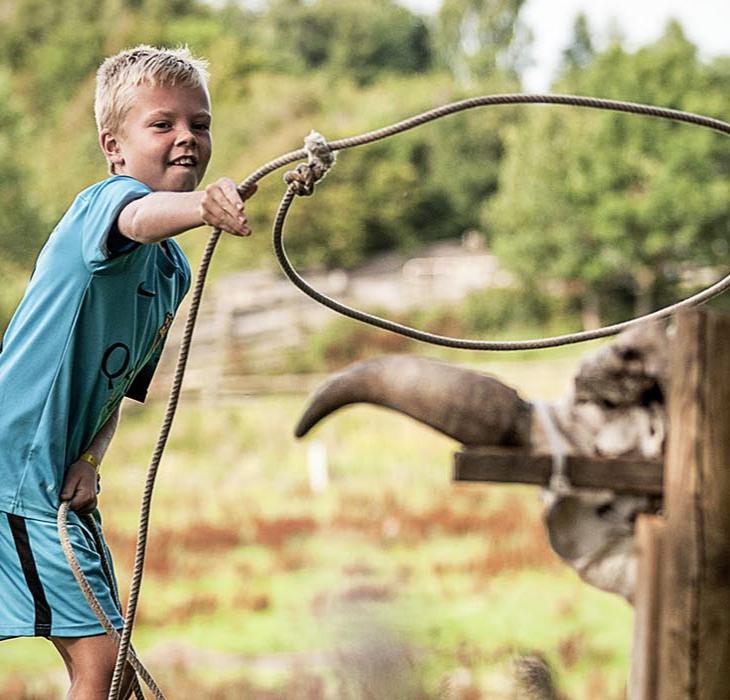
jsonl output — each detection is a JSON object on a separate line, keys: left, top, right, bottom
{"left": 630, "top": 515, "right": 664, "bottom": 700}
{"left": 657, "top": 309, "right": 730, "bottom": 699}
{"left": 451, "top": 308, "right": 730, "bottom": 696}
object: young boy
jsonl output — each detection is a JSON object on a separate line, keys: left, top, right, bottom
{"left": 0, "top": 45, "right": 253, "bottom": 698}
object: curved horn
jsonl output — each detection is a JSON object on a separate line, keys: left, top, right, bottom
{"left": 295, "top": 355, "right": 532, "bottom": 446}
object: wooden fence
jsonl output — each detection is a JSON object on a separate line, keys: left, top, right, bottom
{"left": 150, "top": 239, "right": 507, "bottom": 398}
{"left": 454, "top": 308, "right": 730, "bottom": 699}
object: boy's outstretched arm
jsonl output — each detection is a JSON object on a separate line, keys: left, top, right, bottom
{"left": 117, "top": 178, "right": 256, "bottom": 244}
{"left": 60, "top": 405, "right": 121, "bottom": 514}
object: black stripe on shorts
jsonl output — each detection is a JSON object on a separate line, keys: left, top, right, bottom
{"left": 7, "top": 513, "right": 52, "bottom": 636}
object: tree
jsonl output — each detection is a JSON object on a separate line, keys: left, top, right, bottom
{"left": 257, "top": 0, "right": 432, "bottom": 84}
{"left": 434, "top": 0, "right": 531, "bottom": 83}
{"left": 0, "top": 70, "right": 44, "bottom": 265}
{"left": 485, "top": 22, "right": 730, "bottom": 325}
{"left": 0, "top": 69, "right": 45, "bottom": 328}
{"left": 561, "top": 13, "right": 594, "bottom": 76}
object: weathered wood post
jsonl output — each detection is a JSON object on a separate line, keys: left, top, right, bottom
{"left": 630, "top": 514, "right": 664, "bottom": 699}
{"left": 453, "top": 308, "right": 730, "bottom": 698}
{"left": 656, "top": 309, "right": 730, "bottom": 699}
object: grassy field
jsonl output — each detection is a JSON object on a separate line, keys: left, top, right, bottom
{"left": 0, "top": 351, "right": 633, "bottom": 699}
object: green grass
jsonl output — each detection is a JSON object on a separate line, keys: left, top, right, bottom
{"left": 1, "top": 355, "right": 632, "bottom": 699}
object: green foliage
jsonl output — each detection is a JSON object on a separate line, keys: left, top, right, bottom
{"left": 486, "top": 23, "right": 730, "bottom": 321}
{"left": 435, "top": 0, "right": 531, "bottom": 81}
{"left": 283, "top": 286, "right": 577, "bottom": 375}
{"left": 462, "top": 286, "right": 569, "bottom": 333}
{"left": 427, "top": 82, "right": 521, "bottom": 232}
{"left": 185, "top": 69, "right": 521, "bottom": 274}
{"left": 561, "top": 13, "right": 595, "bottom": 76}
{"left": 0, "top": 260, "right": 30, "bottom": 333}
{"left": 257, "top": 0, "right": 433, "bottom": 84}
{"left": 0, "top": 0, "right": 528, "bottom": 292}
{"left": 1, "top": 0, "right": 729, "bottom": 336}
{"left": 0, "top": 68, "right": 44, "bottom": 327}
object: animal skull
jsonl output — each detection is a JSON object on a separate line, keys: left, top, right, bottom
{"left": 295, "top": 322, "right": 668, "bottom": 602}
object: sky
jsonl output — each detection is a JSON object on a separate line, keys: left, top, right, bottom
{"left": 400, "top": 0, "right": 730, "bottom": 90}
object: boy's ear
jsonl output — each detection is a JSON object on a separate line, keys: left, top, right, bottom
{"left": 99, "top": 129, "right": 124, "bottom": 169}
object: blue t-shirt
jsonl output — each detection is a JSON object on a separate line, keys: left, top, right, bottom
{"left": 0, "top": 176, "right": 191, "bottom": 519}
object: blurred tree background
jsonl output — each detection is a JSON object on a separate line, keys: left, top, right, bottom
{"left": 2, "top": 5, "right": 730, "bottom": 696}
{"left": 0, "top": 0, "right": 729, "bottom": 331}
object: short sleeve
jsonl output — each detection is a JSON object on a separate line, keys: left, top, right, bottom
{"left": 80, "top": 176, "right": 152, "bottom": 271}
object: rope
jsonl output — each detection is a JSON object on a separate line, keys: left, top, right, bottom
{"left": 274, "top": 94, "right": 730, "bottom": 350}
{"left": 81, "top": 513, "right": 146, "bottom": 700}
{"left": 107, "top": 227, "right": 224, "bottom": 698}
{"left": 51, "top": 93, "right": 730, "bottom": 700}
{"left": 57, "top": 503, "right": 164, "bottom": 698}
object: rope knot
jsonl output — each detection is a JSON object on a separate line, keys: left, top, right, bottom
{"left": 284, "top": 130, "right": 336, "bottom": 197}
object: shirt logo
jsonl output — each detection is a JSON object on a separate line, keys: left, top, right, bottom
{"left": 137, "top": 282, "right": 156, "bottom": 298}
{"left": 101, "top": 343, "right": 131, "bottom": 390}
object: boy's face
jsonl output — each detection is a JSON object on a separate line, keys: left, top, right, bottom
{"left": 102, "top": 83, "right": 212, "bottom": 192}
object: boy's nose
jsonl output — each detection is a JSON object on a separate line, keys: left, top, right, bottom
{"left": 175, "top": 128, "right": 197, "bottom": 146}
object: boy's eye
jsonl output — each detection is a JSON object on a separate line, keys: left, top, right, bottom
{"left": 194, "top": 123, "right": 210, "bottom": 131}
{"left": 152, "top": 121, "right": 171, "bottom": 129}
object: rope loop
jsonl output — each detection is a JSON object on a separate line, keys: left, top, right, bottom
{"left": 274, "top": 95, "right": 730, "bottom": 351}
{"left": 283, "top": 130, "right": 335, "bottom": 196}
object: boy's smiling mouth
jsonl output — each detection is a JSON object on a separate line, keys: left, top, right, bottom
{"left": 168, "top": 155, "right": 198, "bottom": 167}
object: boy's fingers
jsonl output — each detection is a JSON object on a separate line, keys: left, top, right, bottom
{"left": 211, "top": 178, "right": 251, "bottom": 213}
{"left": 205, "top": 186, "right": 246, "bottom": 221}
{"left": 60, "top": 462, "right": 98, "bottom": 511}
{"left": 202, "top": 180, "right": 254, "bottom": 236}
{"left": 60, "top": 474, "right": 79, "bottom": 501}
{"left": 69, "top": 487, "right": 96, "bottom": 513}
{"left": 203, "top": 200, "right": 250, "bottom": 236}
{"left": 222, "top": 180, "right": 245, "bottom": 208}
{"left": 202, "top": 180, "right": 256, "bottom": 237}
{"left": 237, "top": 183, "right": 258, "bottom": 201}
{"left": 210, "top": 188, "right": 246, "bottom": 222}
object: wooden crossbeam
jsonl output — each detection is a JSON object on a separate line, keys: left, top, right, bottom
{"left": 453, "top": 446, "right": 664, "bottom": 496}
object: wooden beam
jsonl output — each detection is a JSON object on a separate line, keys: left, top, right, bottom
{"left": 657, "top": 309, "right": 730, "bottom": 699}
{"left": 630, "top": 514, "right": 665, "bottom": 700}
{"left": 453, "top": 446, "right": 663, "bottom": 496}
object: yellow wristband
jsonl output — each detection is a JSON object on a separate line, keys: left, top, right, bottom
{"left": 79, "top": 452, "right": 100, "bottom": 473}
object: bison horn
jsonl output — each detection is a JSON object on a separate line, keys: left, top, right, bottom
{"left": 295, "top": 355, "right": 532, "bottom": 447}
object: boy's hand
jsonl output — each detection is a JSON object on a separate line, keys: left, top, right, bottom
{"left": 60, "top": 460, "right": 98, "bottom": 515}
{"left": 200, "top": 178, "right": 257, "bottom": 237}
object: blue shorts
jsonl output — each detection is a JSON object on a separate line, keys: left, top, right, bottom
{"left": 0, "top": 509, "right": 123, "bottom": 640}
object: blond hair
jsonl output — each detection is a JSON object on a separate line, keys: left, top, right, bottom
{"left": 95, "top": 44, "right": 209, "bottom": 136}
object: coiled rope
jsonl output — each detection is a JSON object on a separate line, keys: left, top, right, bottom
{"left": 53, "top": 94, "right": 730, "bottom": 699}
